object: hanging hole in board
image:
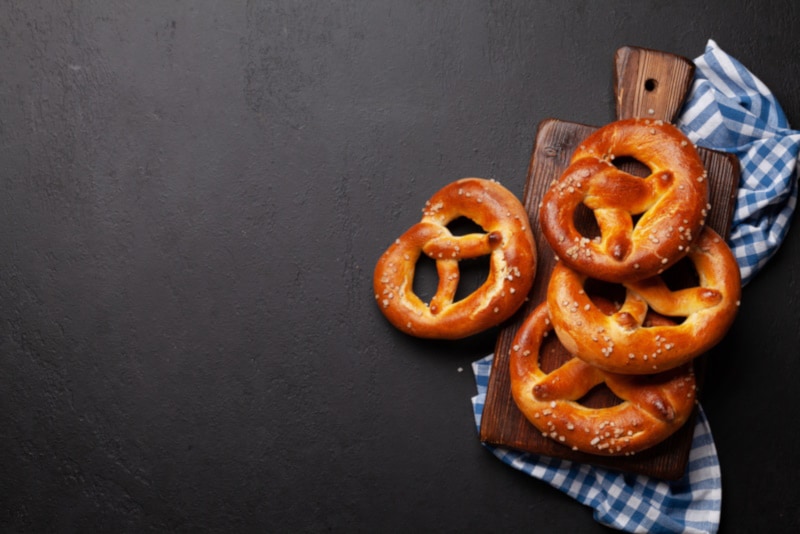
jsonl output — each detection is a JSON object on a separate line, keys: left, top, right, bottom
{"left": 644, "top": 78, "right": 657, "bottom": 92}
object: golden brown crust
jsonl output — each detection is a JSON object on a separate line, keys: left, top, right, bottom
{"left": 547, "top": 227, "right": 741, "bottom": 374}
{"left": 509, "top": 302, "right": 697, "bottom": 456}
{"left": 539, "top": 118, "right": 709, "bottom": 283}
{"left": 373, "top": 178, "right": 536, "bottom": 339}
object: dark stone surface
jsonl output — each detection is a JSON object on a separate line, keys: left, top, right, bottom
{"left": 1, "top": 1, "right": 798, "bottom": 532}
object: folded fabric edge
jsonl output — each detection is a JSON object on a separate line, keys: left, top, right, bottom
{"left": 677, "top": 38, "right": 800, "bottom": 287}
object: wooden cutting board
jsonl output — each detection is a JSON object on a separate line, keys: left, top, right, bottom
{"left": 479, "top": 47, "right": 739, "bottom": 480}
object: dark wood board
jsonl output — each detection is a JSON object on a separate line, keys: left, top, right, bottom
{"left": 479, "top": 48, "right": 740, "bottom": 480}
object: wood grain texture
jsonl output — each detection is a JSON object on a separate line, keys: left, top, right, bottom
{"left": 614, "top": 46, "right": 696, "bottom": 122}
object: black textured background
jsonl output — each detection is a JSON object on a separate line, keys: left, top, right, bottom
{"left": 2, "top": 1, "right": 799, "bottom": 532}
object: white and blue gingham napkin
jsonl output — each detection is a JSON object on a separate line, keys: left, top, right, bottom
{"left": 472, "top": 40, "right": 799, "bottom": 533}
{"left": 677, "top": 39, "right": 800, "bottom": 286}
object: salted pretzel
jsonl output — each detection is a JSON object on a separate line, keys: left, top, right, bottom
{"left": 374, "top": 178, "right": 536, "bottom": 339}
{"left": 510, "top": 301, "right": 697, "bottom": 456}
{"left": 539, "top": 118, "right": 709, "bottom": 283}
{"left": 547, "top": 226, "right": 741, "bottom": 374}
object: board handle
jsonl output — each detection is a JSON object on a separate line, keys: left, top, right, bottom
{"left": 614, "top": 46, "right": 695, "bottom": 122}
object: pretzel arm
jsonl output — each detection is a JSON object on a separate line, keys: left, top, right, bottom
{"left": 592, "top": 208, "right": 634, "bottom": 262}
{"left": 610, "top": 290, "right": 649, "bottom": 330}
{"left": 532, "top": 358, "right": 605, "bottom": 401}
{"left": 628, "top": 278, "right": 723, "bottom": 317}
{"left": 605, "top": 365, "right": 696, "bottom": 423}
{"left": 422, "top": 231, "right": 501, "bottom": 260}
{"left": 428, "top": 259, "right": 459, "bottom": 315}
{"left": 583, "top": 171, "right": 656, "bottom": 213}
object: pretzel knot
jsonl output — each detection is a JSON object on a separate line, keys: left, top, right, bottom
{"left": 548, "top": 227, "right": 741, "bottom": 375}
{"left": 374, "top": 178, "right": 536, "bottom": 339}
{"left": 539, "top": 118, "right": 709, "bottom": 283}
{"left": 510, "top": 302, "right": 697, "bottom": 456}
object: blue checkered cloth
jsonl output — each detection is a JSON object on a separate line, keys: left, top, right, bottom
{"left": 677, "top": 39, "right": 800, "bottom": 286}
{"left": 472, "top": 40, "right": 799, "bottom": 533}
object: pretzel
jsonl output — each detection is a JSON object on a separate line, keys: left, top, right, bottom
{"left": 539, "top": 118, "right": 709, "bottom": 283}
{"left": 374, "top": 178, "right": 536, "bottom": 339}
{"left": 547, "top": 226, "right": 741, "bottom": 374}
{"left": 510, "top": 301, "right": 697, "bottom": 456}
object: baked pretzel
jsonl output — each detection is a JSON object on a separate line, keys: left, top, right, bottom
{"left": 547, "top": 226, "right": 741, "bottom": 374}
{"left": 539, "top": 118, "right": 709, "bottom": 283}
{"left": 510, "top": 301, "right": 697, "bottom": 456}
{"left": 374, "top": 178, "right": 536, "bottom": 339}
